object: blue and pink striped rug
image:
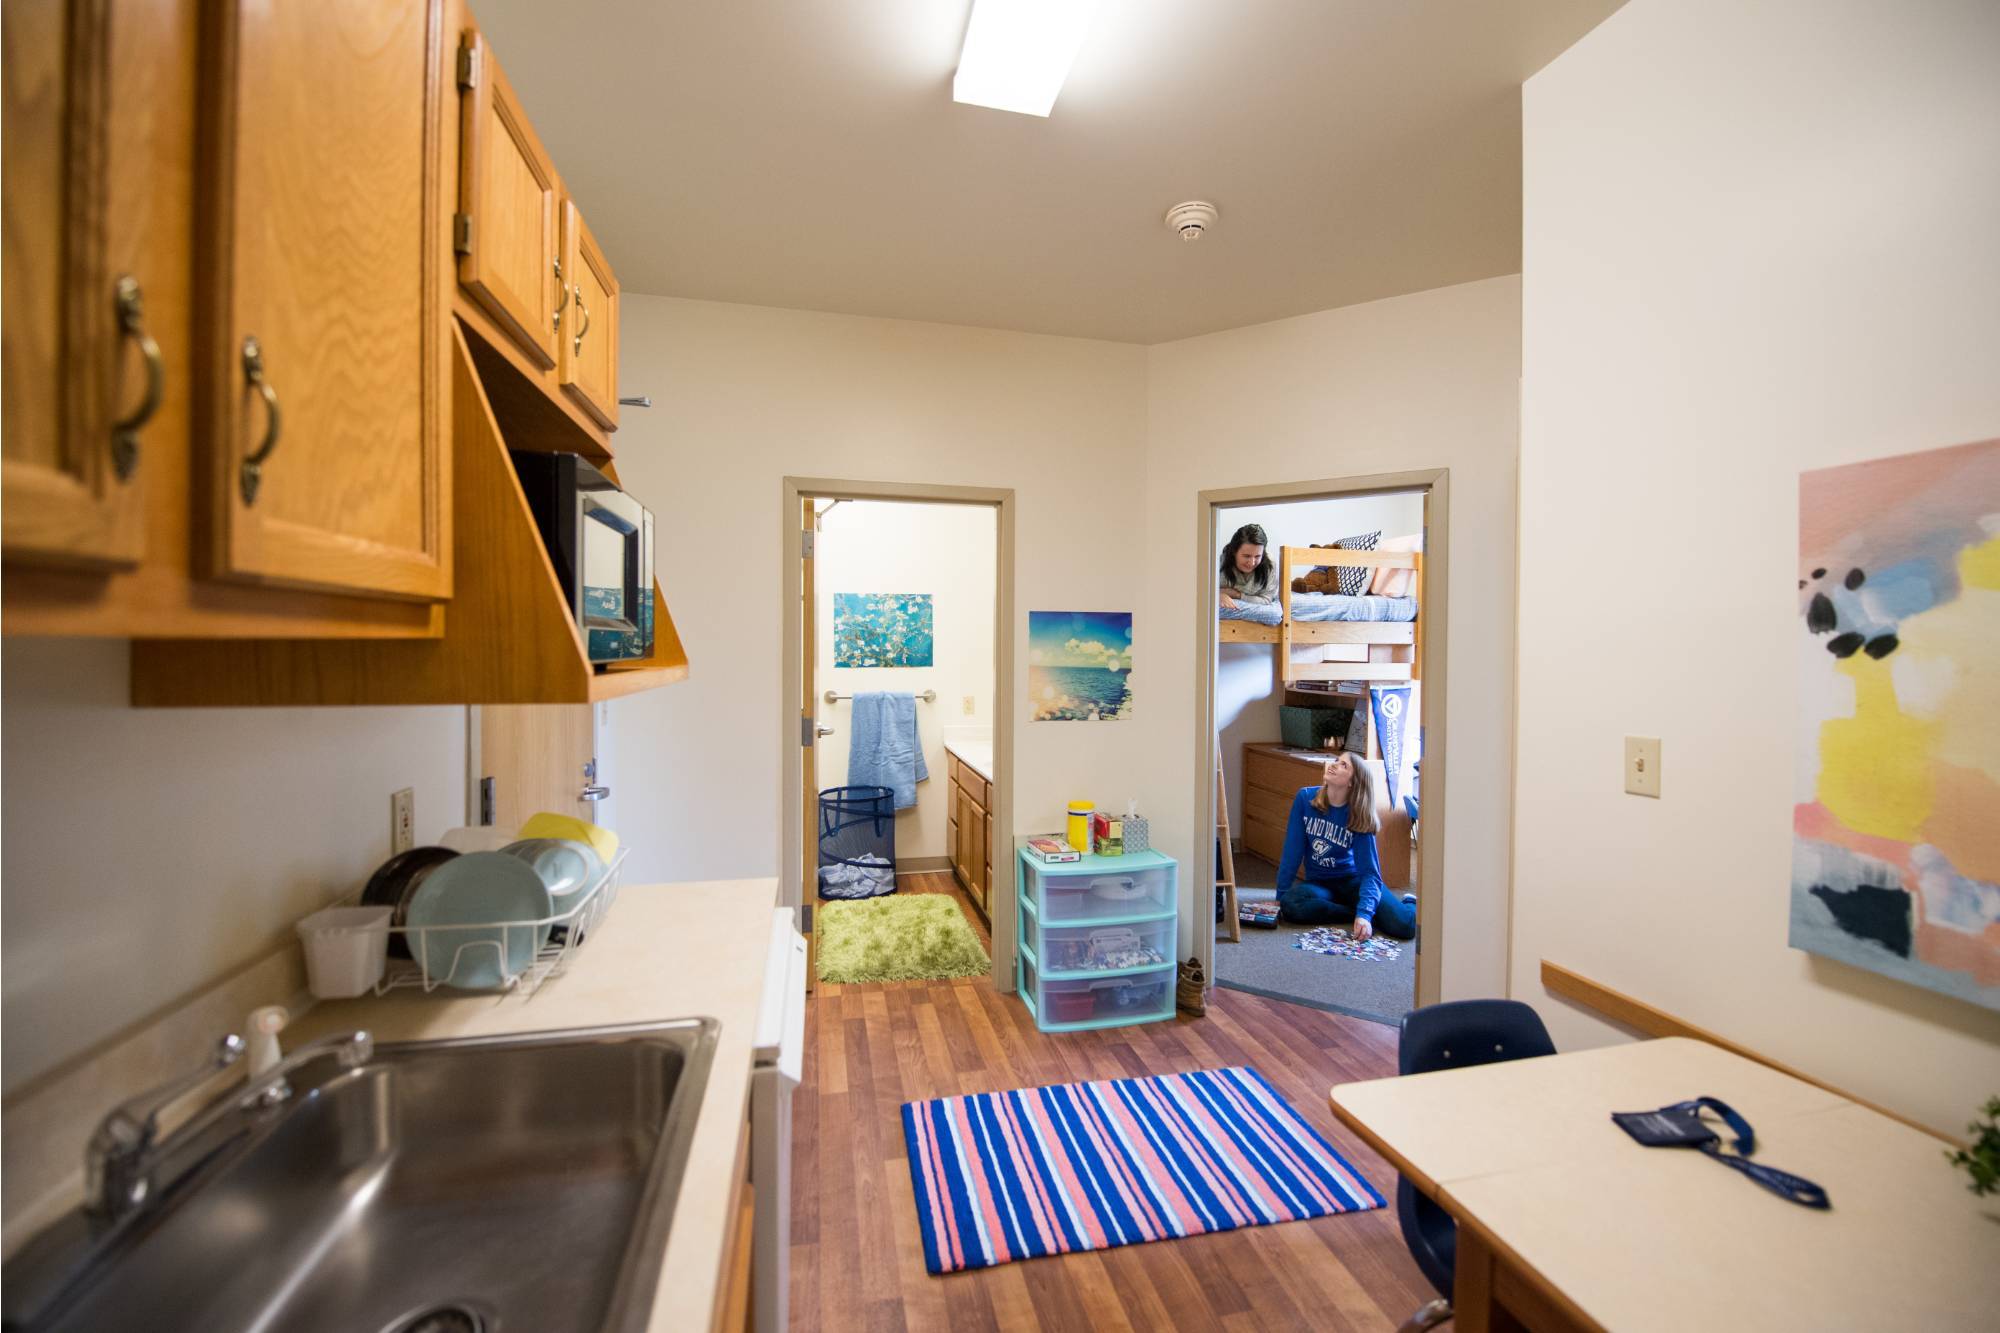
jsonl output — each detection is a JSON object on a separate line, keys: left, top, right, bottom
{"left": 900, "top": 1065, "right": 1384, "bottom": 1274}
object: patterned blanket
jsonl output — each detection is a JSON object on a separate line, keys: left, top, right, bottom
{"left": 1221, "top": 592, "right": 1417, "bottom": 625}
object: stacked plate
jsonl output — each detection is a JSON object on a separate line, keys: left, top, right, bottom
{"left": 365, "top": 837, "right": 607, "bottom": 990}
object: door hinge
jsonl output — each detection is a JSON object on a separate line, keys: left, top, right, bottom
{"left": 801, "top": 529, "right": 815, "bottom": 560}
{"left": 800, "top": 714, "right": 815, "bottom": 747}
{"left": 453, "top": 213, "right": 473, "bottom": 255}
{"left": 456, "top": 39, "right": 480, "bottom": 91}
{"left": 478, "top": 776, "right": 495, "bottom": 826}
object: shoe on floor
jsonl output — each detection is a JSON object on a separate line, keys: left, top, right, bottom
{"left": 1176, "top": 957, "right": 1207, "bottom": 1016}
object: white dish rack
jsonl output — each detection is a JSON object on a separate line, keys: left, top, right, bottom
{"left": 340, "top": 846, "right": 629, "bottom": 999}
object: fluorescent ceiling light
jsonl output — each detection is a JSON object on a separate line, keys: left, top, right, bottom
{"left": 953, "top": 0, "right": 1102, "bottom": 118}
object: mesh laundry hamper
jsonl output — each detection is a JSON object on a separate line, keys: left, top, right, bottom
{"left": 817, "top": 785, "right": 898, "bottom": 899}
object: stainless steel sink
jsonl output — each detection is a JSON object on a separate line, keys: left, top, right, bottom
{"left": 4, "top": 1019, "right": 717, "bottom": 1333}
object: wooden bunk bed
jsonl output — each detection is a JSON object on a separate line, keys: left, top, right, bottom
{"left": 1220, "top": 545, "right": 1422, "bottom": 686}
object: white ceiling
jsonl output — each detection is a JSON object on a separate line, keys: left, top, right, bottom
{"left": 471, "top": 0, "right": 1624, "bottom": 344}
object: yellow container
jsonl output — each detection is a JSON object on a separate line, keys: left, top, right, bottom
{"left": 1065, "top": 801, "right": 1094, "bottom": 853}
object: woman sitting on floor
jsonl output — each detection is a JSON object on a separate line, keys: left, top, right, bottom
{"left": 1273, "top": 752, "right": 1416, "bottom": 940}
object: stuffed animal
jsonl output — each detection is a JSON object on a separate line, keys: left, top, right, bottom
{"left": 1291, "top": 543, "right": 1345, "bottom": 594}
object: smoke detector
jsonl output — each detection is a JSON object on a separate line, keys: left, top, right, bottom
{"left": 1164, "top": 200, "right": 1219, "bottom": 242}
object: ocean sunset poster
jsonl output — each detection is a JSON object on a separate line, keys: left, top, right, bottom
{"left": 1028, "top": 611, "right": 1133, "bottom": 722}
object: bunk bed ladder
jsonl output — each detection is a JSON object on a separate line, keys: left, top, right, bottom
{"left": 1215, "top": 743, "right": 1241, "bottom": 943}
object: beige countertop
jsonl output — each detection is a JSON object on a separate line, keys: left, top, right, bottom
{"left": 290, "top": 876, "right": 782, "bottom": 1333}
{"left": 943, "top": 736, "right": 993, "bottom": 782}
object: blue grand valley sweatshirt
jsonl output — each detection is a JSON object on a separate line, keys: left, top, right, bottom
{"left": 1274, "top": 785, "right": 1385, "bottom": 918}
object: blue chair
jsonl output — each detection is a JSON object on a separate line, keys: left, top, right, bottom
{"left": 1393, "top": 999, "right": 1556, "bottom": 1332}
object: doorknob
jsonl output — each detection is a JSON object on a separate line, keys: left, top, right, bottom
{"left": 816, "top": 726, "right": 834, "bottom": 738}
{"left": 580, "top": 785, "right": 610, "bottom": 802}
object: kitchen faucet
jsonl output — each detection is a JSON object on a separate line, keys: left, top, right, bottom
{"left": 85, "top": 1030, "right": 373, "bottom": 1221}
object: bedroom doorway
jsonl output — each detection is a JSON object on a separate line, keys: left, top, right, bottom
{"left": 1196, "top": 471, "right": 1448, "bottom": 1024}
{"left": 780, "top": 479, "right": 1015, "bottom": 997}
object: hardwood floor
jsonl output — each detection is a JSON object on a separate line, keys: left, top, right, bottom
{"left": 794, "top": 872, "right": 1434, "bottom": 1332}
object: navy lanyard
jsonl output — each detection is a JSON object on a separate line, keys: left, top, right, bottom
{"left": 1613, "top": 1097, "right": 1831, "bottom": 1209}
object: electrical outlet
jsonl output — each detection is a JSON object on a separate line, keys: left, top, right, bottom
{"left": 390, "top": 787, "right": 415, "bottom": 852}
{"left": 962, "top": 694, "right": 975, "bottom": 716}
{"left": 1624, "top": 737, "right": 1661, "bottom": 798}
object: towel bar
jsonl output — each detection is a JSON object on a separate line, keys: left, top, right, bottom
{"left": 824, "top": 689, "right": 937, "bottom": 703}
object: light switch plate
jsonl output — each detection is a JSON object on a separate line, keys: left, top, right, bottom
{"left": 962, "top": 694, "right": 975, "bottom": 716}
{"left": 1624, "top": 736, "right": 1661, "bottom": 798}
{"left": 390, "top": 787, "right": 415, "bottom": 852}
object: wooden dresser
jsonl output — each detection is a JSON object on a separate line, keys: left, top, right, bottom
{"left": 1239, "top": 743, "right": 1331, "bottom": 864}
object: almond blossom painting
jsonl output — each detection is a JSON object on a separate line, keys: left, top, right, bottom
{"left": 833, "top": 593, "right": 934, "bottom": 668}
{"left": 1791, "top": 437, "right": 2000, "bottom": 1010}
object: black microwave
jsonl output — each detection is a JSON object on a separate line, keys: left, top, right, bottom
{"left": 511, "top": 451, "right": 654, "bottom": 663}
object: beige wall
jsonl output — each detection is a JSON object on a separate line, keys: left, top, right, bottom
{"left": 0, "top": 640, "right": 465, "bottom": 1094}
{"left": 1142, "top": 276, "right": 1523, "bottom": 987}
{"left": 1515, "top": 0, "right": 2000, "bottom": 1133}
{"left": 604, "top": 296, "right": 1149, "bottom": 888}
{"left": 812, "top": 500, "right": 996, "bottom": 860}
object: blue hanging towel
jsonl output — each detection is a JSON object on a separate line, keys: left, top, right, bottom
{"left": 847, "top": 691, "right": 928, "bottom": 810}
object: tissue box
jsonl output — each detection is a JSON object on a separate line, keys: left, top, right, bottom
{"left": 1122, "top": 812, "right": 1150, "bottom": 853}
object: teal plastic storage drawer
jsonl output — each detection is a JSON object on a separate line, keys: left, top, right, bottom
{"left": 1034, "top": 917, "right": 1173, "bottom": 977}
{"left": 1021, "top": 953, "right": 1174, "bottom": 1030}
{"left": 1026, "top": 864, "right": 1173, "bottom": 924}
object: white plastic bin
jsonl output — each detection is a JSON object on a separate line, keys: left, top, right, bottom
{"left": 297, "top": 904, "right": 393, "bottom": 999}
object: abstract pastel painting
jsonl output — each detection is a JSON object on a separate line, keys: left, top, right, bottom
{"left": 833, "top": 593, "right": 934, "bottom": 667}
{"left": 1029, "top": 611, "right": 1133, "bottom": 721}
{"left": 1791, "top": 437, "right": 2000, "bottom": 1011}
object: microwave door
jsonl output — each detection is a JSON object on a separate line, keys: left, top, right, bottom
{"left": 581, "top": 501, "right": 640, "bottom": 660}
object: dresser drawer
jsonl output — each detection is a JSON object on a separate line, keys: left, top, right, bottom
{"left": 1241, "top": 813, "right": 1289, "bottom": 865}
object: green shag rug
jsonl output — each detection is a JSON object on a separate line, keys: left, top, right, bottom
{"left": 816, "top": 894, "right": 990, "bottom": 984}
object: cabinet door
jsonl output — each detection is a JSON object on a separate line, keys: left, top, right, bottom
{"left": 2, "top": 0, "right": 150, "bottom": 569}
{"left": 455, "top": 31, "right": 561, "bottom": 369}
{"left": 196, "top": 0, "right": 450, "bottom": 600}
{"left": 557, "top": 198, "right": 618, "bottom": 430}
{"left": 972, "top": 808, "right": 990, "bottom": 911}
{"left": 944, "top": 775, "right": 959, "bottom": 875}
{"left": 976, "top": 808, "right": 992, "bottom": 912}
{"left": 952, "top": 783, "right": 972, "bottom": 889}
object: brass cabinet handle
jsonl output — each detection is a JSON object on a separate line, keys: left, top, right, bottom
{"left": 238, "top": 335, "right": 282, "bottom": 506}
{"left": 552, "top": 257, "right": 567, "bottom": 333}
{"left": 572, "top": 285, "right": 589, "bottom": 357}
{"left": 109, "top": 276, "right": 162, "bottom": 482}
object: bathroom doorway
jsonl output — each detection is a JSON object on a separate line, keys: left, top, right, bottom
{"left": 780, "top": 479, "right": 1016, "bottom": 995}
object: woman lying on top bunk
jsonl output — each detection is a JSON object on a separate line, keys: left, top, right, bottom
{"left": 1273, "top": 753, "right": 1417, "bottom": 940}
{"left": 1218, "top": 524, "right": 1276, "bottom": 606}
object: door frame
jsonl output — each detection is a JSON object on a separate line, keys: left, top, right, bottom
{"left": 780, "top": 476, "right": 1017, "bottom": 992}
{"left": 1195, "top": 468, "right": 1450, "bottom": 1009}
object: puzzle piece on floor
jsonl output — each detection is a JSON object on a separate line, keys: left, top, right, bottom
{"left": 1294, "top": 926, "right": 1402, "bottom": 962}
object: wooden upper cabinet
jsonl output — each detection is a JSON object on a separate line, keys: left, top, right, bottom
{"left": 557, "top": 199, "right": 619, "bottom": 430}
{"left": 2, "top": 0, "right": 151, "bottom": 570}
{"left": 455, "top": 31, "right": 562, "bottom": 371}
{"left": 195, "top": 0, "right": 451, "bottom": 601}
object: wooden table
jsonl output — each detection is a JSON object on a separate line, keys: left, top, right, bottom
{"left": 1329, "top": 1037, "right": 2000, "bottom": 1332}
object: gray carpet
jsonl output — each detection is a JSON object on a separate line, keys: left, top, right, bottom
{"left": 1213, "top": 854, "right": 1416, "bottom": 1026}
